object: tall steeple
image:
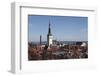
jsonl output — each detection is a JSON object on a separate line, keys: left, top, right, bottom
{"left": 47, "top": 20, "right": 53, "bottom": 46}
{"left": 48, "top": 21, "right": 52, "bottom": 35}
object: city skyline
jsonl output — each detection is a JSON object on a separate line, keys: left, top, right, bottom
{"left": 28, "top": 15, "right": 88, "bottom": 42}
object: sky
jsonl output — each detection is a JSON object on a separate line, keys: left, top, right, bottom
{"left": 28, "top": 15, "right": 88, "bottom": 42}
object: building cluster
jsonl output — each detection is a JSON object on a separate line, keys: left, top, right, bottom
{"left": 28, "top": 21, "right": 88, "bottom": 60}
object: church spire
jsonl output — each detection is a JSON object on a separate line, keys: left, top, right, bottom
{"left": 48, "top": 20, "right": 52, "bottom": 35}
{"left": 47, "top": 20, "right": 53, "bottom": 46}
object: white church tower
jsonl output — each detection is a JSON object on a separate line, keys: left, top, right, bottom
{"left": 47, "top": 21, "right": 53, "bottom": 47}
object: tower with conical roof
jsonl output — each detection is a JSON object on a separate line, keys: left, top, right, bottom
{"left": 47, "top": 21, "right": 53, "bottom": 46}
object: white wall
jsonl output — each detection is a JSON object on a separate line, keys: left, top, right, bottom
{"left": 0, "top": 0, "right": 100, "bottom": 76}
